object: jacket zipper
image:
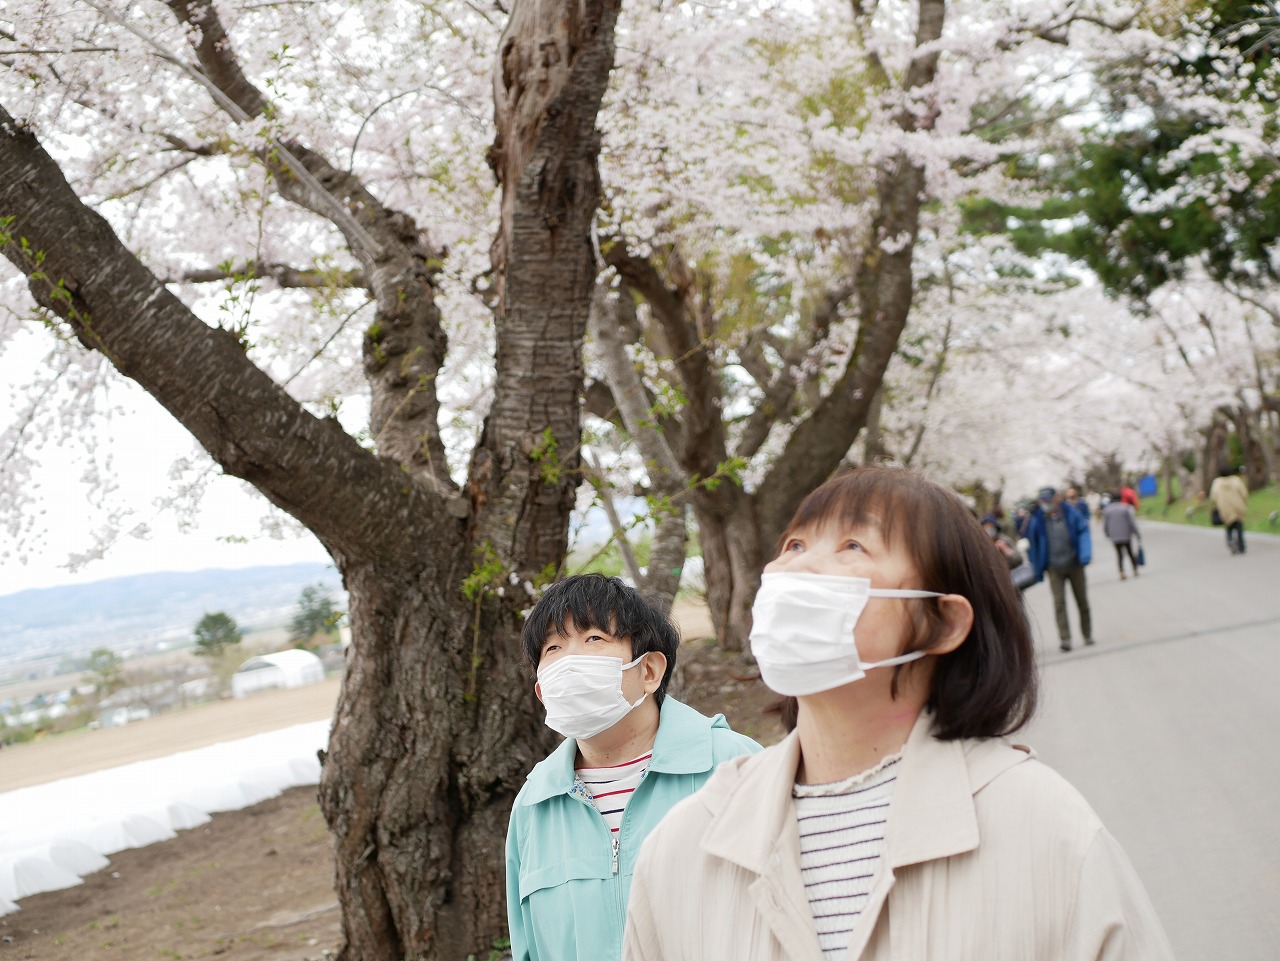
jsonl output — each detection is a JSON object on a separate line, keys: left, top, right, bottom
{"left": 570, "top": 782, "right": 617, "bottom": 877}
{"left": 612, "top": 766, "right": 649, "bottom": 879}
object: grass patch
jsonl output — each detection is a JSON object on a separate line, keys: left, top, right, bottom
{"left": 145, "top": 879, "right": 180, "bottom": 898}
{"left": 1137, "top": 480, "right": 1280, "bottom": 533}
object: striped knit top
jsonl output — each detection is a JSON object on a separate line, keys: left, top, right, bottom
{"left": 575, "top": 751, "right": 652, "bottom": 834}
{"left": 792, "top": 753, "right": 902, "bottom": 959}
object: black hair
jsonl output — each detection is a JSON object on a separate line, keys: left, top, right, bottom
{"left": 777, "top": 466, "right": 1038, "bottom": 740}
{"left": 520, "top": 573, "right": 680, "bottom": 705}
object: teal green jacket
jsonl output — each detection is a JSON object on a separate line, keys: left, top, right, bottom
{"left": 505, "top": 697, "right": 761, "bottom": 961}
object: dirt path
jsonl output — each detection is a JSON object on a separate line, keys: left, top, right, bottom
{"left": 2, "top": 785, "right": 340, "bottom": 961}
{"left": 0, "top": 680, "right": 340, "bottom": 793}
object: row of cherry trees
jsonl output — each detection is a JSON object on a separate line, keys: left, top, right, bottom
{"left": 895, "top": 0, "right": 1280, "bottom": 498}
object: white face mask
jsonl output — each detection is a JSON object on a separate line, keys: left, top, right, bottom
{"left": 536, "top": 653, "right": 648, "bottom": 740}
{"left": 749, "top": 571, "right": 943, "bottom": 697}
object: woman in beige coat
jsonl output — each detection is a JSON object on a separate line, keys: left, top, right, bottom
{"left": 624, "top": 467, "right": 1174, "bottom": 961}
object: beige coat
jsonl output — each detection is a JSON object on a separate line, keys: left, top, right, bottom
{"left": 1208, "top": 474, "right": 1249, "bottom": 525}
{"left": 624, "top": 713, "right": 1175, "bottom": 961}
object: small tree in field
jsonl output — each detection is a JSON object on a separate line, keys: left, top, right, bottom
{"left": 290, "top": 584, "right": 338, "bottom": 650}
{"left": 85, "top": 647, "right": 125, "bottom": 698}
{"left": 193, "top": 612, "right": 243, "bottom": 658}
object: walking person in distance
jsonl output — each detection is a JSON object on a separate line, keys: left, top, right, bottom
{"left": 1102, "top": 493, "right": 1142, "bottom": 580}
{"left": 1207, "top": 467, "right": 1249, "bottom": 555}
{"left": 1026, "top": 486, "right": 1094, "bottom": 652}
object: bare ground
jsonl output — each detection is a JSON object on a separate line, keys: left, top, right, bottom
{"left": 2, "top": 604, "right": 779, "bottom": 961}
{"left": 1, "top": 785, "right": 341, "bottom": 961}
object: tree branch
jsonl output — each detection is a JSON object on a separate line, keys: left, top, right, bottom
{"left": 151, "top": 0, "right": 456, "bottom": 495}
{"left": 0, "top": 46, "right": 119, "bottom": 55}
{"left": 997, "top": 2, "right": 1139, "bottom": 50}
{"left": 84, "top": 0, "right": 382, "bottom": 259}
{"left": 604, "top": 243, "right": 727, "bottom": 478}
{"left": 587, "top": 282, "right": 689, "bottom": 606}
{"left": 1224, "top": 282, "right": 1280, "bottom": 329}
{"left": 902, "top": 313, "right": 954, "bottom": 466}
{"left": 756, "top": 0, "right": 946, "bottom": 546}
{"left": 734, "top": 333, "right": 775, "bottom": 391}
{"left": 736, "top": 277, "right": 856, "bottom": 460}
{"left": 101, "top": 155, "right": 201, "bottom": 202}
{"left": 172, "top": 261, "right": 368, "bottom": 289}
{"left": 581, "top": 449, "right": 644, "bottom": 586}
{"left": 0, "top": 104, "right": 456, "bottom": 568}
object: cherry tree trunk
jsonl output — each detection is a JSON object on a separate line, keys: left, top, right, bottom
{"left": 319, "top": 562, "right": 556, "bottom": 958}
{"left": 691, "top": 489, "right": 765, "bottom": 650}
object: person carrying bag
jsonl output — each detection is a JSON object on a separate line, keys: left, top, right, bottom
{"left": 1101, "top": 494, "right": 1141, "bottom": 580}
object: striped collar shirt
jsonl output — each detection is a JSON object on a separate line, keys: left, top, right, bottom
{"left": 793, "top": 752, "right": 903, "bottom": 959}
{"left": 574, "top": 752, "right": 652, "bottom": 834}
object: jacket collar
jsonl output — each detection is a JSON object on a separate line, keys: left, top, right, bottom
{"left": 889, "top": 710, "right": 981, "bottom": 866}
{"left": 700, "top": 710, "right": 1034, "bottom": 872}
{"left": 519, "top": 697, "right": 720, "bottom": 806}
{"left": 701, "top": 728, "right": 803, "bottom": 873}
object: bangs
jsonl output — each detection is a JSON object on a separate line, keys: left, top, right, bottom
{"left": 527, "top": 575, "right": 655, "bottom": 648}
{"left": 777, "top": 468, "right": 920, "bottom": 557}
{"left": 547, "top": 596, "right": 622, "bottom": 642}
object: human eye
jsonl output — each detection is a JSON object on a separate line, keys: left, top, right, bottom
{"left": 781, "top": 538, "right": 804, "bottom": 553}
{"left": 585, "top": 632, "right": 609, "bottom": 644}
{"left": 540, "top": 642, "right": 560, "bottom": 659}
{"left": 842, "top": 539, "right": 866, "bottom": 552}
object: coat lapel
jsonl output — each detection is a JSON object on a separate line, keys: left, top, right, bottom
{"left": 701, "top": 732, "right": 827, "bottom": 960}
{"left": 885, "top": 713, "right": 981, "bottom": 870}
{"left": 858, "top": 715, "right": 1034, "bottom": 959}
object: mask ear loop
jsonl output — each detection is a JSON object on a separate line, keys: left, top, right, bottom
{"left": 862, "top": 589, "right": 945, "bottom": 671}
{"left": 867, "top": 588, "right": 944, "bottom": 598}
{"left": 861, "top": 649, "right": 929, "bottom": 671}
{"left": 621, "top": 652, "right": 652, "bottom": 710}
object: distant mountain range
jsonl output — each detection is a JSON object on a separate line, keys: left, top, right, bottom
{"left": 0, "top": 564, "right": 344, "bottom": 676}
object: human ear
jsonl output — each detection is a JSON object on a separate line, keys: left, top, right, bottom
{"left": 534, "top": 682, "right": 544, "bottom": 705}
{"left": 640, "top": 652, "right": 667, "bottom": 694}
{"left": 932, "top": 595, "right": 974, "bottom": 655}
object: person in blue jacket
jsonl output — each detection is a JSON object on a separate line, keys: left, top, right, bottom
{"left": 505, "top": 574, "right": 760, "bottom": 961}
{"left": 1025, "top": 486, "right": 1094, "bottom": 652}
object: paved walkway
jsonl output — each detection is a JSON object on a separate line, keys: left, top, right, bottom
{"left": 1020, "top": 520, "right": 1280, "bottom": 961}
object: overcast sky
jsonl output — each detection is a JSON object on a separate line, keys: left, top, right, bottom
{"left": 0, "top": 337, "right": 334, "bottom": 597}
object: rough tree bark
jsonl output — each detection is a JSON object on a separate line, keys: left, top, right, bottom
{"left": 1202, "top": 411, "right": 1231, "bottom": 492}
{"left": 0, "top": 0, "right": 619, "bottom": 955}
